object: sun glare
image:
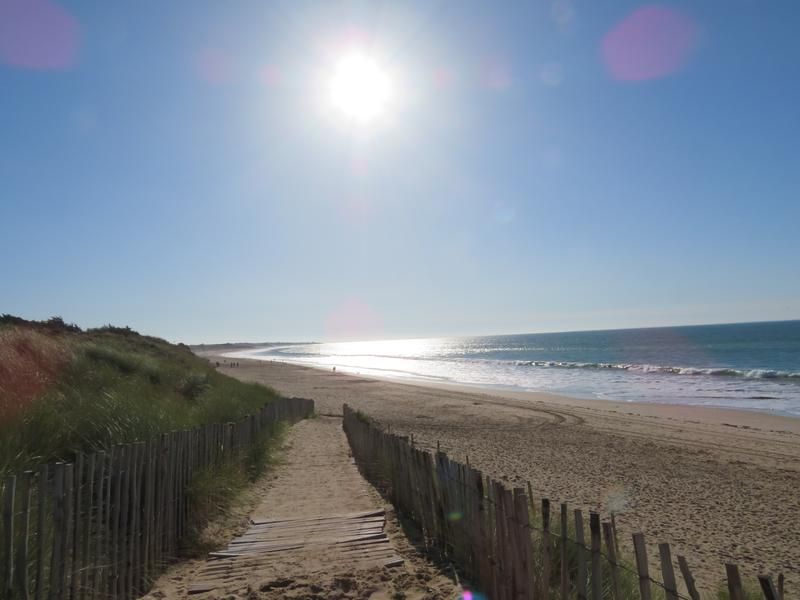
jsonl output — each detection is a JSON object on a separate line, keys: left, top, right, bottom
{"left": 329, "top": 52, "right": 392, "bottom": 124}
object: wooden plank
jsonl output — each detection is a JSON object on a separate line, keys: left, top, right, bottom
{"left": 225, "top": 532, "right": 388, "bottom": 552}
{"left": 757, "top": 575, "right": 779, "bottom": 600}
{"left": 632, "top": 533, "right": 651, "bottom": 600}
{"left": 602, "top": 522, "right": 621, "bottom": 600}
{"left": 248, "top": 514, "right": 386, "bottom": 529}
{"left": 3, "top": 476, "right": 16, "bottom": 598}
{"left": 16, "top": 471, "right": 33, "bottom": 600}
{"left": 250, "top": 509, "right": 385, "bottom": 526}
{"left": 589, "top": 512, "right": 601, "bottom": 600}
{"left": 240, "top": 520, "right": 385, "bottom": 537}
{"left": 725, "top": 564, "right": 745, "bottom": 600}
{"left": 229, "top": 527, "right": 386, "bottom": 544}
{"left": 34, "top": 464, "right": 47, "bottom": 600}
{"left": 659, "top": 543, "right": 679, "bottom": 600}
{"left": 677, "top": 555, "right": 700, "bottom": 600}
{"left": 574, "top": 510, "right": 587, "bottom": 600}
{"left": 187, "top": 582, "right": 218, "bottom": 594}
{"left": 245, "top": 516, "right": 385, "bottom": 534}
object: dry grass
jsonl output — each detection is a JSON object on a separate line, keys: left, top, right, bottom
{"left": 0, "top": 318, "right": 280, "bottom": 478}
{"left": 0, "top": 327, "right": 71, "bottom": 424}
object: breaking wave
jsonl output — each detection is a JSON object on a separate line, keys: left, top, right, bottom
{"left": 513, "top": 360, "right": 800, "bottom": 381}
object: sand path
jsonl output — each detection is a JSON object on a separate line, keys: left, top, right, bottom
{"left": 214, "top": 358, "right": 800, "bottom": 594}
{"left": 142, "top": 416, "right": 460, "bottom": 599}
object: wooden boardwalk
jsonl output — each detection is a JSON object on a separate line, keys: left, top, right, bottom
{"left": 188, "top": 509, "right": 403, "bottom": 595}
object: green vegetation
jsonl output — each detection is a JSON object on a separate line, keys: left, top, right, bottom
{"left": 354, "top": 408, "right": 372, "bottom": 424}
{"left": 537, "top": 508, "right": 763, "bottom": 600}
{"left": 0, "top": 315, "right": 280, "bottom": 478}
{"left": 184, "top": 422, "right": 288, "bottom": 555}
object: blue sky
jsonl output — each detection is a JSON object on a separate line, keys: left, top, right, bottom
{"left": 1, "top": 1, "right": 798, "bottom": 343}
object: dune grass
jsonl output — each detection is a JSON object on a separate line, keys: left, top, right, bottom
{"left": 183, "top": 421, "right": 288, "bottom": 556}
{"left": 0, "top": 316, "right": 280, "bottom": 479}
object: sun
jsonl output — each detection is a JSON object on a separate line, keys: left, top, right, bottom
{"left": 329, "top": 52, "right": 392, "bottom": 124}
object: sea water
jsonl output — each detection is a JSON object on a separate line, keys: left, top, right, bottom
{"left": 231, "top": 321, "right": 800, "bottom": 417}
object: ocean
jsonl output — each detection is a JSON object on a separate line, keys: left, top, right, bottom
{"left": 230, "top": 320, "right": 800, "bottom": 417}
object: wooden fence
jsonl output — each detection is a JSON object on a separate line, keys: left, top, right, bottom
{"left": 0, "top": 396, "right": 314, "bottom": 600}
{"left": 342, "top": 404, "right": 786, "bottom": 600}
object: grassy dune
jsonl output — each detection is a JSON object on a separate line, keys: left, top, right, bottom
{"left": 0, "top": 316, "right": 280, "bottom": 478}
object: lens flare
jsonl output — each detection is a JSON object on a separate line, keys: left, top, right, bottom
{"left": 602, "top": 5, "right": 699, "bottom": 81}
{"left": 0, "top": 0, "right": 80, "bottom": 70}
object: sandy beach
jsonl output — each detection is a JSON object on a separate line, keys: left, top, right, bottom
{"left": 209, "top": 356, "right": 800, "bottom": 593}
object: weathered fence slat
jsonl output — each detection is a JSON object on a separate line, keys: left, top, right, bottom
{"left": 50, "top": 463, "right": 66, "bottom": 599}
{"left": 602, "top": 521, "right": 621, "bottom": 600}
{"left": 3, "top": 476, "right": 16, "bottom": 597}
{"left": 560, "top": 503, "right": 568, "bottom": 600}
{"left": 677, "top": 555, "right": 701, "bottom": 600}
{"left": 34, "top": 464, "right": 47, "bottom": 600}
{"left": 632, "top": 532, "right": 652, "bottom": 600}
{"left": 541, "top": 498, "right": 551, "bottom": 600}
{"left": 659, "top": 542, "right": 679, "bottom": 600}
{"left": 17, "top": 471, "right": 33, "bottom": 600}
{"left": 758, "top": 574, "right": 780, "bottom": 600}
{"left": 589, "top": 512, "right": 602, "bottom": 600}
{"left": 725, "top": 563, "right": 745, "bottom": 600}
{"left": 70, "top": 454, "right": 83, "bottom": 600}
{"left": 1, "top": 397, "right": 311, "bottom": 600}
{"left": 574, "top": 510, "right": 587, "bottom": 600}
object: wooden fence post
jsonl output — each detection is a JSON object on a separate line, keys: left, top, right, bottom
{"left": 70, "top": 455, "right": 83, "bottom": 600}
{"left": 589, "top": 512, "right": 601, "bottom": 600}
{"left": 80, "top": 453, "right": 96, "bottom": 598}
{"left": 725, "top": 564, "right": 745, "bottom": 600}
{"left": 602, "top": 522, "right": 621, "bottom": 599}
{"left": 541, "top": 498, "right": 551, "bottom": 600}
{"left": 677, "top": 555, "right": 701, "bottom": 600}
{"left": 632, "top": 533, "right": 651, "bottom": 600}
{"left": 659, "top": 543, "right": 679, "bottom": 600}
{"left": 92, "top": 452, "right": 106, "bottom": 600}
{"left": 49, "top": 462, "right": 66, "bottom": 600}
{"left": 574, "top": 510, "right": 587, "bottom": 600}
{"left": 3, "top": 476, "right": 16, "bottom": 597}
{"left": 17, "top": 471, "right": 33, "bottom": 600}
{"left": 757, "top": 575, "right": 780, "bottom": 600}
{"left": 63, "top": 464, "right": 75, "bottom": 600}
{"left": 560, "top": 503, "right": 568, "bottom": 600}
{"left": 34, "top": 464, "right": 47, "bottom": 600}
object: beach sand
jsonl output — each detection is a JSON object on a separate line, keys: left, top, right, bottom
{"left": 208, "top": 356, "right": 800, "bottom": 593}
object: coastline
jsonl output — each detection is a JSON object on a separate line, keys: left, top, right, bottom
{"left": 206, "top": 354, "right": 800, "bottom": 592}
{"left": 212, "top": 347, "right": 800, "bottom": 430}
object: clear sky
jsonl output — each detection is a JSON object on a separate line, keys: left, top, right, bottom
{"left": 1, "top": 1, "right": 798, "bottom": 343}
